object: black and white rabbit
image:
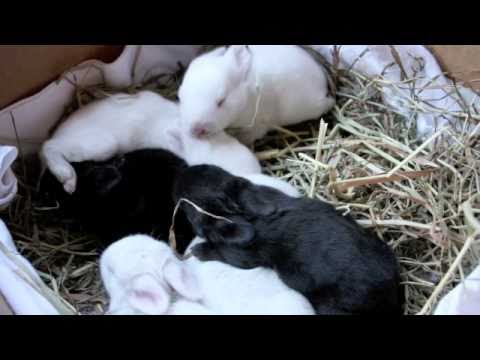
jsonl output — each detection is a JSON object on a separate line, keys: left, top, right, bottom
{"left": 173, "top": 164, "right": 404, "bottom": 315}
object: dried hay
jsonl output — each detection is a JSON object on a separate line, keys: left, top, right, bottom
{"left": 2, "top": 46, "right": 480, "bottom": 315}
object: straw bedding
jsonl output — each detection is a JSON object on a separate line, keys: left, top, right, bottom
{"left": 2, "top": 46, "right": 480, "bottom": 315}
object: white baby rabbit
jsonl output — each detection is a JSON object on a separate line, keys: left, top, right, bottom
{"left": 100, "top": 234, "right": 204, "bottom": 315}
{"left": 167, "top": 127, "right": 262, "bottom": 177}
{"left": 101, "top": 235, "right": 314, "bottom": 315}
{"left": 178, "top": 45, "right": 335, "bottom": 145}
{"left": 41, "top": 91, "right": 183, "bottom": 194}
{"left": 178, "top": 237, "right": 315, "bottom": 315}
{"left": 168, "top": 127, "right": 301, "bottom": 196}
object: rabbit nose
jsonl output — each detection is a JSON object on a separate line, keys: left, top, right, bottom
{"left": 191, "top": 125, "right": 209, "bottom": 138}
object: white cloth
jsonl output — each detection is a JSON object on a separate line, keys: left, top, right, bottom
{"left": 0, "top": 146, "right": 18, "bottom": 209}
{"left": 0, "top": 219, "right": 60, "bottom": 315}
{"left": 311, "top": 45, "right": 480, "bottom": 138}
{"left": 434, "top": 264, "right": 480, "bottom": 315}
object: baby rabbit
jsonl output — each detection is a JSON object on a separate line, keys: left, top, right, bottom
{"left": 167, "top": 127, "right": 261, "bottom": 177}
{"left": 178, "top": 45, "right": 335, "bottom": 145}
{"left": 38, "top": 149, "right": 194, "bottom": 252}
{"left": 173, "top": 165, "right": 403, "bottom": 315}
{"left": 181, "top": 237, "right": 315, "bottom": 315}
{"left": 168, "top": 127, "right": 300, "bottom": 195}
{"left": 41, "top": 91, "right": 183, "bottom": 194}
{"left": 101, "top": 235, "right": 314, "bottom": 315}
{"left": 100, "top": 234, "right": 209, "bottom": 315}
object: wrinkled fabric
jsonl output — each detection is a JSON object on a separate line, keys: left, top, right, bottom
{"left": 311, "top": 45, "right": 480, "bottom": 138}
{"left": 434, "top": 265, "right": 480, "bottom": 315}
{"left": 0, "top": 219, "right": 60, "bottom": 315}
{"left": 0, "top": 146, "right": 18, "bottom": 210}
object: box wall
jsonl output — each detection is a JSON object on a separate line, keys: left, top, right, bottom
{"left": 0, "top": 45, "right": 124, "bottom": 109}
{"left": 427, "top": 45, "right": 480, "bottom": 90}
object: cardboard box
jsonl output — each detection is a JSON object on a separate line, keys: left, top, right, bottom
{"left": 427, "top": 45, "right": 480, "bottom": 90}
{"left": 0, "top": 45, "right": 124, "bottom": 109}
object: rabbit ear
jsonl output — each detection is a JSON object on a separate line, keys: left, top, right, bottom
{"left": 226, "top": 177, "right": 277, "bottom": 217}
{"left": 226, "top": 45, "right": 253, "bottom": 80}
{"left": 126, "top": 274, "right": 170, "bottom": 315}
{"left": 163, "top": 258, "right": 202, "bottom": 302}
{"left": 212, "top": 221, "right": 255, "bottom": 247}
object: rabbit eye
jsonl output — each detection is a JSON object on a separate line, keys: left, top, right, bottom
{"left": 216, "top": 98, "right": 226, "bottom": 108}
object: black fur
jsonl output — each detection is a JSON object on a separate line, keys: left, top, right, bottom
{"left": 38, "top": 149, "right": 194, "bottom": 253}
{"left": 173, "top": 164, "right": 404, "bottom": 315}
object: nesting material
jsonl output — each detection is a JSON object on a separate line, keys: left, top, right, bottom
{"left": 2, "top": 49, "right": 480, "bottom": 315}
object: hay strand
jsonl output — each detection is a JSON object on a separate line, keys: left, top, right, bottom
{"left": 168, "top": 198, "right": 233, "bottom": 260}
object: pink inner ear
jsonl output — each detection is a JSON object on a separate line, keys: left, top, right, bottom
{"left": 133, "top": 290, "right": 159, "bottom": 303}
{"left": 127, "top": 273, "right": 170, "bottom": 314}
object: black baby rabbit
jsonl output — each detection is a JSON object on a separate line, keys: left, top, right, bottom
{"left": 173, "top": 164, "right": 403, "bottom": 314}
{"left": 38, "top": 149, "right": 194, "bottom": 253}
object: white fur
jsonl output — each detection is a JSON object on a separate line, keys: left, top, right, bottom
{"left": 168, "top": 299, "right": 219, "bottom": 315}
{"left": 100, "top": 234, "right": 204, "bottom": 316}
{"left": 180, "top": 237, "right": 315, "bottom": 315}
{"left": 41, "top": 91, "right": 183, "bottom": 194}
{"left": 100, "top": 235, "right": 314, "bottom": 315}
{"left": 168, "top": 127, "right": 262, "bottom": 177}
{"left": 169, "top": 127, "right": 301, "bottom": 196}
{"left": 178, "top": 45, "right": 335, "bottom": 145}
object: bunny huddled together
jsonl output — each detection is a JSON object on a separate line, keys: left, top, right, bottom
{"left": 39, "top": 45, "right": 403, "bottom": 315}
